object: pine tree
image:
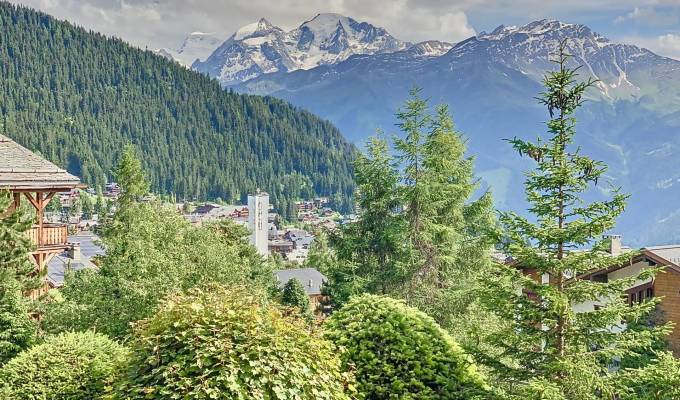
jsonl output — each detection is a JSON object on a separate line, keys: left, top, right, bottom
{"left": 94, "top": 188, "right": 106, "bottom": 218}
{"left": 113, "top": 144, "right": 150, "bottom": 207}
{"left": 0, "top": 194, "right": 37, "bottom": 364}
{"left": 281, "top": 278, "right": 313, "bottom": 319}
{"left": 326, "top": 136, "right": 405, "bottom": 306}
{"left": 81, "top": 192, "right": 94, "bottom": 220}
{"left": 401, "top": 102, "right": 495, "bottom": 330}
{"left": 478, "top": 42, "right": 670, "bottom": 399}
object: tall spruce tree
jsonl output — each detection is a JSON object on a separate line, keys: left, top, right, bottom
{"left": 0, "top": 194, "right": 37, "bottom": 363}
{"left": 326, "top": 136, "right": 405, "bottom": 305}
{"left": 326, "top": 89, "right": 494, "bottom": 337}
{"left": 114, "top": 144, "right": 150, "bottom": 207}
{"left": 478, "top": 42, "right": 671, "bottom": 399}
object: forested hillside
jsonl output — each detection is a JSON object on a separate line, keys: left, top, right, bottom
{"left": 0, "top": 2, "right": 355, "bottom": 214}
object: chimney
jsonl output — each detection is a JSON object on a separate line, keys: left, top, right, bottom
{"left": 68, "top": 243, "right": 82, "bottom": 262}
{"left": 606, "top": 234, "right": 622, "bottom": 256}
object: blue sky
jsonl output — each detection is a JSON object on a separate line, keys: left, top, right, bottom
{"left": 10, "top": 0, "right": 680, "bottom": 59}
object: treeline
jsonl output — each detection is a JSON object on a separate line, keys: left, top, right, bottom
{"left": 2, "top": 41, "right": 680, "bottom": 400}
{"left": 0, "top": 2, "right": 356, "bottom": 216}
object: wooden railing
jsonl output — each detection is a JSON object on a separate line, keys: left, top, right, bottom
{"left": 27, "top": 223, "right": 68, "bottom": 248}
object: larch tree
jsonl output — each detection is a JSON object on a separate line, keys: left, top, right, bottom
{"left": 325, "top": 89, "right": 495, "bottom": 341}
{"left": 478, "top": 42, "right": 672, "bottom": 399}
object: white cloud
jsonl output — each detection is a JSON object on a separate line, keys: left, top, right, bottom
{"left": 8, "top": 0, "right": 680, "bottom": 54}
{"left": 617, "top": 33, "right": 680, "bottom": 60}
{"left": 657, "top": 33, "right": 680, "bottom": 58}
{"left": 614, "top": 6, "right": 678, "bottom": 26}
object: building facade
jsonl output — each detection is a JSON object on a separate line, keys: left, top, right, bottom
{"left": 0, "top": 134, "right": 84, "bottom": 298}
{"left": 248, "top": 191, "right": 269, "bottom": 257}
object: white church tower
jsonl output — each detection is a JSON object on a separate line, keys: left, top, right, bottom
{"left": 248, "top": 190, "right": 269, "bottom": 257}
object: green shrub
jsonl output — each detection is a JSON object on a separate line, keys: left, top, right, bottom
{"left": 119, "top": 285, "right": 354, "bottom": 400}
{"left": 324, "top": 294, "right": 488, "bottom": 399}
{"left": 0, "top": 331, "right": 128, "bottom": 399}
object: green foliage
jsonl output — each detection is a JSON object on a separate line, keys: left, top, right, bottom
{"left": 0, "top": 193, "right": 38, "bottom": 292}
{"left": 478, "top": 42, "right": 672, "bottom": 398}
{"left": 0, "top": 2, "right": 355, "bottom": 216}
{"left": 325, "top": 90, "right": 495, "bottom": 341}
{"left": 0, "top": 194, "right": 37, "bottom": 363}
{"left": 42, "top": 152, "right": 275, "bottom": 339}
{"left": 114, "top": 144, "right": 150, "bottom": 206}
{"left": 0, "top": 277, "right": 35, "bottom": 365}
{"left": 618, "top": 352, "right": 680, "bottom": 399}
{"left": 0, "top": 331, "right": 129, "bottom": 400}
{"left": 118, "top": 285, "right": 354, "bottom": 400}
{"left": 281, "top": 278, "right": 312, "bottom": 317}
{"left": 324, "top": 294, "right": 488, "bottom": 399}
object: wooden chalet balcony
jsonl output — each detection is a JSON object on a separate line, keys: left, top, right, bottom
{"left": 27, "top": 223, "right": 69, "bottom": 248}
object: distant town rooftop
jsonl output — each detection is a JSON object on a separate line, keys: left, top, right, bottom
{"left": 0, "top": 134, "right": 83, "bottom": 191}
{"left": 275, "top": 267, "right": 327, "bottom": 296}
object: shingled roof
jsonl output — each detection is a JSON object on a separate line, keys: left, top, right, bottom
{"left": 0, "top": 134, "right": 83, "bottom": 191}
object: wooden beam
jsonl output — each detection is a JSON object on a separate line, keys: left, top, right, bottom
{"left": 23, "top": 192, "right": 39, "bottom": 210}
{"left": 44, "top": 192, "right": 56, "bottom": 204}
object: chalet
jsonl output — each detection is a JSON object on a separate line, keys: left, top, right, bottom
{"left": 578, "top": 237, "right": 680, "bottom": 355}
{"left": 47, "top": 232, "right": 103, "bottom": 288}
{"left": 0, "top": 134, "right": 84, "bottom": 298}
{"left": 269, "top": 239, "right": 295, "bottom": 256}
{"left": 518, "top": 235, "right": 680, "bottom": 356}
{"left": 275, "top": 267, "right": 328, "bottom": 311}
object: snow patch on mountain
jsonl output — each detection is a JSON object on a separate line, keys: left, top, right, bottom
{"left": 193, "top": 13, "right": 410, "bottom": 85}
{"left": 157, "top": 32, "right": 224, "bottom": 67}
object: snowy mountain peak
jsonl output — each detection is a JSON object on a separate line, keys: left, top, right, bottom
{"left": 194, "top": 13, "right": 410, "bottom": 85}
{"left": 234, "top": 18, "right": 277, "bottom": 40}
{"left": 408, "top": 40, "right": 454, "bottom": 57}
{"left": 448, "top": 19, "right": 664, "bottom": 101}
{"left": 156, "top": 31, "right": 224, "bottom": 67}
{"left": 479, "top": 19, "right": 607, "bottom": 45}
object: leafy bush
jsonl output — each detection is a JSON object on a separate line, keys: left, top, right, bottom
{"left": 324, "top": 294, "right": 488, "bottom": 399}
{"left": 0, "top": 331, "right": 128, "bottom": 399}
{"left": 42, "top": 201, "right": 274, "bottom": 339}
{"left": 118, "top": 285, "right": 354, "bottom": 400}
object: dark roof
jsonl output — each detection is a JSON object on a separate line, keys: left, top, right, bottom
{"left": 274, "top": 267, "right": 327, "bottom": 296}
{"left": 0, "top": 135, "right": 82, "bottom": 191}
{"left": 47, "top": 232, "right": 103, "bottom": 287}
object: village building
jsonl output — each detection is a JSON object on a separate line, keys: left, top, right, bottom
{"left": 0, "top": 134, "right": 85, "bottom": 298}
{"left": 275, "top": 267, "right": 328, "bottom": 311}
{"left": 186, "top": 203, "right": 249, "bottom": 225}
{"left": 578, "top": 237, "right": 680, "bottom": 355}
{"left": 248, "top": 191, "right": 269, "bottom": 257}
{"left": 47, "top": 232, "right": 102, "bottom": 288}
{"left": 519, "top": 235, "right": 680, "bottom": 356}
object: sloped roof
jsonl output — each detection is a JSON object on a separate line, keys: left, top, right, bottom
{"left": 0, "top": 135, "right": 82, "bottom": 190}
{"left": 275, "top": 267, "right": 327, "bottom": 295}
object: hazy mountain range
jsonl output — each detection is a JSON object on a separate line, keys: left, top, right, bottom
{"left": 163, "top": 15, "right": 680, "bottom": 246}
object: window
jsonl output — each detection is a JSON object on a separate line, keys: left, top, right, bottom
{"left": 638, "top": 290, "right": 644, "bottom": 304}
{"left": 630, "top": 293, "right": 636, "bottom": 305}
{"left": 646, "top": 287, "right": 654, "bottom": 299}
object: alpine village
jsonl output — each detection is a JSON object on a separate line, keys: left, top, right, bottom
{"left": 1, "top": 1, "right": 680, "bottom": 399}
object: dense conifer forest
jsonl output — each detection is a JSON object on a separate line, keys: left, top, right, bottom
{"left": 0, "top": 2, "right": 355, "bottom": 214}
